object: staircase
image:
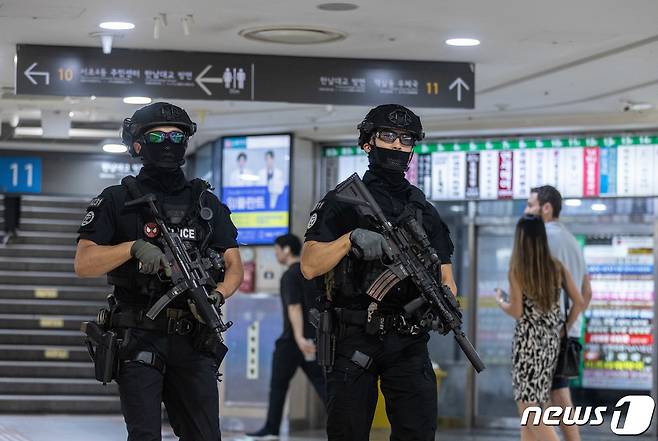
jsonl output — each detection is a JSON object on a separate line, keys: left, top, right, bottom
{"left": 0, "top": 194, "right": 121, "bottom": 413}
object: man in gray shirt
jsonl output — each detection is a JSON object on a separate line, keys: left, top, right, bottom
{"left": 525, "top": 185, "right": 592, "bottom": 441}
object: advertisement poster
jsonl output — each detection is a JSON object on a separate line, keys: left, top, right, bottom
{"left": 465, "top": 152, "right": 480, "bottom": 199}
{"left": 582, "top": 235, "right": 654, "bottom": 390}
{"left": 558, "top": 147, "right": 584, "bottom": 197}
{"left": 582, "top": 147, "right": 600, "bottom": 197}
{"left": 512, "top": 148, "right": 530, "bottom": 199}
{"left": 431, "top": 153, "right": 450, "bottom": 200}
{"left": 599, "top": 145, "right": 617, "bottom": 196}
{"left": 479, "top": 150, "right": 499, "bottom": 200}
{"left": 616, "top": 145, "right": 634, "bottom": 196}
{"left": 497, "top": 151, "right": 513, "bottom": 199}
{"left": 221, "top": 134, "right": 291, "bottom": 245}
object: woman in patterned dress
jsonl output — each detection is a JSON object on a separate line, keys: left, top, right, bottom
{"left": 497, "top": 214, "right": 584, "bottom": 441}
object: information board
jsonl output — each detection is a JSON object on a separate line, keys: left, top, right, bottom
{"left": 221, "top": 134, "right": 291, "bottom": 245}
{"left": 324, "top": 134, "right": 658, "bottom": 200}
{"left": 582, "top": 235, "right": 654, "bottom": 391}
{"left": 16, "top": 44, "right": 474, "bottom": 109}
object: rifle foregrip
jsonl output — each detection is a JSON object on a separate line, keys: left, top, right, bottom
{"left": 454, "top": 331, "right": 486, "bottom": 373}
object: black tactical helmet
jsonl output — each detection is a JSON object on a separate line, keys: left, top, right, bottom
{"left": 357, "top": 104, "right": 424, "bottom": 147}
{"left": 121, "top": 102, "right": 197, "bottom": 157}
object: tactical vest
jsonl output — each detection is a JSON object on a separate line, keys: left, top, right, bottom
{"left": 324, "top": 186, "right": 427, "bottom": 310}
{"left": 107, "top": 175, "right": 217, "bottom": 303}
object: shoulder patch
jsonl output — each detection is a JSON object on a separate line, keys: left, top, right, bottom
{"left": 87, "top": 197, "right": 104, "bottom": 210}
{"left": 80, "top": 211, "right": 95, "bottom": 227}
{"left": 306, "top": 212, "right": 318, "bottom": 230}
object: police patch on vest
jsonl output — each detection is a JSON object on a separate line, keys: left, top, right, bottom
{"left": 80, "top": 211, "right": 95, "bottom": 227}
{"left": 144, "top": 222, "right": 160, "bottom": 238}
{"left": 176, "top": 227, "right": 197, "bottom": 241}
{"left": 307, "top": 212, "right": 318, "bottom": 230}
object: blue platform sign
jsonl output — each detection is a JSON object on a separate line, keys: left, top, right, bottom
{"left": 0, "top": 157, "right": 42, "bottom": 193}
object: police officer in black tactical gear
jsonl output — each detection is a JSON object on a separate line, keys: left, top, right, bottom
{"left": 74, "top": 102, "right": 244, "bottom": 441}
{"left": 301, "top": 104, "right": 456, "bottom": 441}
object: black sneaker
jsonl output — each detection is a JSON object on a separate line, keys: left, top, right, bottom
{"left": 245, "top": 427, "right": 279, "bottom": 440}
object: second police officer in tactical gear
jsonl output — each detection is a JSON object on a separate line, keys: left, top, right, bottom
{"left": 74, "top": 102, "right": 244, "bottom": 441}
{"left": 301, "top": 104, "right": 456, "bottom": 441}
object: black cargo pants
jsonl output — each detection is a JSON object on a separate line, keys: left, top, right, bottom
{"left": 116, "top": 328, "right": 221, "bottom": 441}
{"left": 326, "top": 328, "right": 437, "bottom": 441}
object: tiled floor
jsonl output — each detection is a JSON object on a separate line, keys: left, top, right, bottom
{"left": 0, "top": 415, "right": 649, "bottom": 440}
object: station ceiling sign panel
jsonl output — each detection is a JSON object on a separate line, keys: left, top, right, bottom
{"left": 324, "top": 135, "right": 658, "bottom": 200}
{"left": 15, "top": 44, "right": 474, "bottom": 109}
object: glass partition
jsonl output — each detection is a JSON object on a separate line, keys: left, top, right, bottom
{"left": 474, "top": 199, "right": 656, "bottom": 425}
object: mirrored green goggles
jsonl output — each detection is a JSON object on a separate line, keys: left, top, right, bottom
{"left": 144, "top": 130, "right": 187, "bottom": 144}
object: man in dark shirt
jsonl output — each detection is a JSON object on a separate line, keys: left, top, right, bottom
{"left": 75, "top": 102, "right": 244, "bottom": 441}
{"left": 248, "top": 234, "right": 327, "bottom": 439}
{"left": 301, "top": 104, "right": 456, "bottom": 441}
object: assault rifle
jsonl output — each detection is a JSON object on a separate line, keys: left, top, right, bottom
{"left": 125, "top": 193, "right": 231, "bottom": 362}
{"left": 334, "top": 173, "right": 485, "bottom": 373}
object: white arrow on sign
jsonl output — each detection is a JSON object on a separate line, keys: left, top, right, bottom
{"left": 195, "top": 64, "right": 224, "bottom": 96}
{"left": 449, "top": 77, "right": 470, "bottom": 102}
{"left": 24, "top": 62, "right": 50, "bottom": 86}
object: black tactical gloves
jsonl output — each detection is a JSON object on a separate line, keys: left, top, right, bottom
{"left": 349, "top": 228, "right": 393, "bottom": 261}
{"left": 130, "top": 239, "right": 172, "bottom": 277}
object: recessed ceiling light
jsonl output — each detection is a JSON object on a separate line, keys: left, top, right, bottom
{"left": 317, "top": 3, "right": 359, "bottom": 11}
{"left": 446, "top": 38, "right": 480, "bottom": 47}
{"left": 99, "top": 21, "right": 135, "bottom": 31}
{"left": 591, "top": 203, "right": 607, "bottom": 212}
{"left": 564, "top": 199, "right": 582, "bottom": 207}
{"left": 68, "top": 111, "right": 74, "bottom": 118}
{"left": 103, "top": 143, "right": 128, "bottom": 153}
{"left": 628, "top": 102, "right": 654, "bottom": 111}
{"left": 239, "top": 26, "right": 346, "bottom": 44}
{"left": 123, "top": 96, "right": 152, "bottom": 105}
{"left": 14, "top": 127, "right": 120, "bottom": 138}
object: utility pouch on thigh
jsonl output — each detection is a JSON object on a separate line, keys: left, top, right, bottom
{"left": 193, "top": 326, "right": 229, "bottom": 366}
{"left": 81, "top": 321, "right": 120, "bottom": 385}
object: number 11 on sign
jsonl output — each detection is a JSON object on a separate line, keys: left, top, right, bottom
{"left": 10, "top": 163, "right": 33, "bottom": 187}
{"left": 2, "top": 158, "right": 41, "bottom": 193}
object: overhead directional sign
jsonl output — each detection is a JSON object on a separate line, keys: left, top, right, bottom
{"left": 16, "top": 44, "right": 475, "bottom": 109}
{"left": 23, "top": 62, "right": 50, "bottom": 85}
{"left": 449, "top": 77, "right": 469, "bottom": 102}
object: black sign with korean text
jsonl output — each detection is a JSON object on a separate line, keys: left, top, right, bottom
{"left": 16, "top": 44, "right": 475, "bottom": 109}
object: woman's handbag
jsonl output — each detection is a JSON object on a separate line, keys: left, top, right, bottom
{"left": 554, "top": 290, "right": 582, "bottom": 379}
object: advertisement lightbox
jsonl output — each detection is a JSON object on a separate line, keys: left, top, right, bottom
{"left": 221, "top": 134, "right": 291, "bottom": 245}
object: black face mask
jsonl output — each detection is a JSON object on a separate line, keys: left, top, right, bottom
{"left": 140, "top": 142, "right": 187, "bottom": 170}
{"left": 367, "top": 145, "right": 412, "bottom": 173}
{"left": 140, "top": 164, "right": 187, "bottom": 193}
